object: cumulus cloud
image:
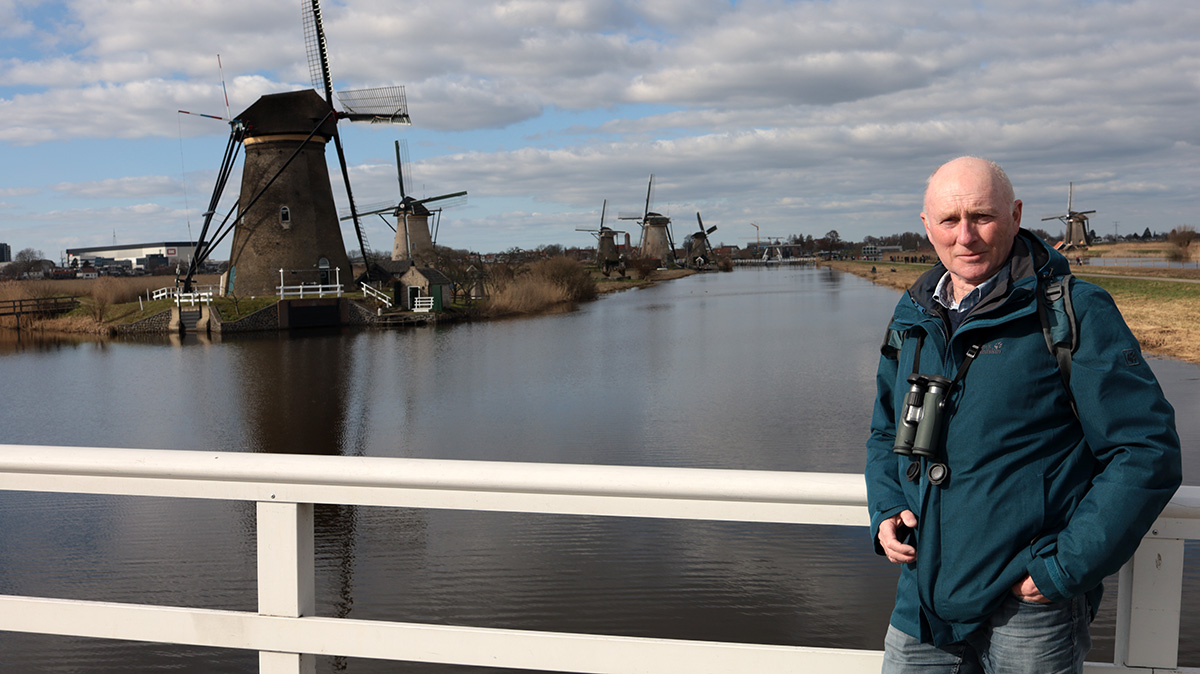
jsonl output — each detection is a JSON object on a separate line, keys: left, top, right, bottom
{"left": 2, "top": 0, "right": 1199, "bottom": 255}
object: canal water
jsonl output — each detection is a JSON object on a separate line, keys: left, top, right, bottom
{"left": 1, "top": 266, "right": 1198, "bottom": 673}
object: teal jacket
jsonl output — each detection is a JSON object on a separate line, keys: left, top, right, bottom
{"left": 866, "top": 231, "right": 1181, "bottom": 646}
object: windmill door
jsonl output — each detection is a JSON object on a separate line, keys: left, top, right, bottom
{"left": 318, "top": 257, "right": 331, "bottom": 286}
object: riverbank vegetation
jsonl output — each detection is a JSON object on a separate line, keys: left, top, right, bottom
{"left": 823, "top": 250, "right": 1200, "bottom": 364}
{"left": 479, "top": 256, "right": 598, "bottom": 317}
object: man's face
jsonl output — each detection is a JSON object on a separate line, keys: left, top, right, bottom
{"left": 921, "top": 159, "right": 1022, "bottom": 295}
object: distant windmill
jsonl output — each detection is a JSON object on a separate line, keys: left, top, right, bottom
{"left": 1042, "top": 182, "right": 1096, "bottom": 248}
{"left": 618, "top": 174, "right": 675, "bottom": 264}
{"left": 345, "top": 140, "right": 466, "bottom": 267}
{"left": 683, "top": 212, "right": 718, "bottom": 269}
{"left": 182, "top": 0, "right": 411, "bottom": 294}
{"left": 575, "top": 200, "right": 626, "bottom": 276}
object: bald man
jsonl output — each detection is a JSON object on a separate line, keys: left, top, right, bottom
{"left": 865, "top": 157, "right": 1180, "bottom": 673}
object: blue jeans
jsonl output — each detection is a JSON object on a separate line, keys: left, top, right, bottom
{"left": 882, "top": 595, "right": 1092, "bottom": 674}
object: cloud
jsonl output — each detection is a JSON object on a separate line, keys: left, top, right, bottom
{"left": 2, "top": 0, "right": 1200, "bottom": 257}
{"left": 51, "top": 175, "right": 186, "bottom": 200}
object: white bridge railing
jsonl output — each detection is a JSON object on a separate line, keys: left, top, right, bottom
{"left": 360, "top": 282, "right": 392, "bottom": 308}
{"left": 152, "top": 285, "right": 219, "bottom": 302}
{"left": 175, "top": 291, "right": 212, "bottom": 306}
{"left": 0, "top": 444, "right": 1196, "bottom": 674}
{"left": 278, "top": 267, "right": 343, "bottom": 299}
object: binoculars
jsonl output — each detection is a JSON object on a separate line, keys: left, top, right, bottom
{"left": 893, "top": 373, "right": 952, "bottom": 458}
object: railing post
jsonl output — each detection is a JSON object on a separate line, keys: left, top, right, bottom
{"left": 257, "top": 501, "right": 316, "bottom": 674}
{"left": 1114, "top": 536, "right": 1184, "bottom": 669}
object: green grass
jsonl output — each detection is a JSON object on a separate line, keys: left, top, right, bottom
{"left": 1085, "top": 276, "right": 1200, "bottom": 302}
{"left": 212, "top": 296, "right": 279, "bottom": 321}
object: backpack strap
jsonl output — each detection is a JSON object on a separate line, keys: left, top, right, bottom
{"left": 881, "top": 326, "right": 905, "bottom": 359}
{"left": 1036, "top": 273, "right": 1078, "bottom": 417}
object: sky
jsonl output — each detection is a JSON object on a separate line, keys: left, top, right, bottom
{"left": 1, "top": 0, "right": 1198, "bottom": 262}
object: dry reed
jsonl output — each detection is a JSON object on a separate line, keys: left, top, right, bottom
{"left": 482, "top": 257, "right": 596, "bottom": 317}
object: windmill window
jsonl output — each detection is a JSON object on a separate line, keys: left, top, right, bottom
{"left": 280, "top": 206, "right": 291, "bottom": 229}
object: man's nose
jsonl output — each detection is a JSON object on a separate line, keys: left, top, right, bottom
{"left": 956, "top": 221, "right": 980, "bottom": 245}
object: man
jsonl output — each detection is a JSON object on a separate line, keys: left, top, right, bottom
{"left": 866, "top": 157, "right": 1181, "bottom": 673}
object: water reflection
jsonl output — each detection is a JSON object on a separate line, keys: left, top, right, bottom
{"left": 0, "top": 266, "right": 1197, "bottom": 672}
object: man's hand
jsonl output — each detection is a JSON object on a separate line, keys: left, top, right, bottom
{"left": 1011, "top": 574, "right": 1050, "bottom": 603}
{"left": 878, "top": 510, "right": 918, "bottom": 564}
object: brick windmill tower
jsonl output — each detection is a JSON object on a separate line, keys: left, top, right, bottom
{"left": 349, "top": 140, "right": 466, "bottom": 268}
{"left": 619, "top": 174, "right": 676, "bottom": 265}
{"left": 183, "top": 0, "right": 411, "bottom": 295}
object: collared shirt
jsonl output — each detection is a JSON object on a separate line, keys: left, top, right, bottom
{"left": 933, "top": 266, "right": 1009, "bottom": 332}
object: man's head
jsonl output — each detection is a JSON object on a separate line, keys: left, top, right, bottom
{"left": 921, "top": 157, "right": 1022, "bottom": 301}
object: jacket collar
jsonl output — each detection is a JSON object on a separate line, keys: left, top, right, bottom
{"left": 900, "top": 229, "right": 1068, "bottom": 326}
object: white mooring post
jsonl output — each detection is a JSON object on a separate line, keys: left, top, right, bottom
{"left": 257, "top": 501, "right": 316, "bottom": 674}
{"left": 1114, "top": 536, "right": 1184, "bottom": 669}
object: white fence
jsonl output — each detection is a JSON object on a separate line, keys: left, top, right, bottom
{"left": 152, "top": 285, "right": 219, "bottom": 302}
{"left": 360, "top": 282, "right": 392, "bottom": 308}
{"left": 412, "top": 295, "right": 434, "bottom": 312}
{"left": 277, "top": 284, "right": 344, "bottom": 299}
{"left": 278, "top": 268, "right": 343, "bottom": 299}
{"left": 0, "top": 443, "right": 1197, "bottom": 674}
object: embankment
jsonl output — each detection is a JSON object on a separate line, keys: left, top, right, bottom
{"left": 822, "top": 260, "right": 1200, "bottom": 365}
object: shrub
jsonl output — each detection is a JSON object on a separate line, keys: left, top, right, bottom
{"left": 481, "top": 256, "right": 597, "bottom": 317}
{"left": 529, "top": 256, "right": 597, "bottom": 302}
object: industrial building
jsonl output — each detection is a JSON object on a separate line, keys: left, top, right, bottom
{"left": 65, "top": 242, "right": 198, "bottom": 272}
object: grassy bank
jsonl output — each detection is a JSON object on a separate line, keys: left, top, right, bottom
{"left": 822, "top": 260, "right": 1200, "bottom": 364}
{"left": 2, "top": 275, "right": 226, "bottom": 334}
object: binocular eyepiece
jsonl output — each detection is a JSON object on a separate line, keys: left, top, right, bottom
{"left": 893, "top": 373, "right": 952, "bottom": 459}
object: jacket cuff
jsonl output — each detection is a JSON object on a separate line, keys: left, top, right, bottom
{"left": 870, "top": 504, "right": 909, "bottom": 556}
{"left": 1027, "top": 554, "right": 1071, "bottom": 603}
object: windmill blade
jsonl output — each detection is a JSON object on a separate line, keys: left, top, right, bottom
{"left": 340, "top": 202, "right": 398, "bottom": 220}
{"left": 696, "top": 212, "right": 705, "bottom": 232}
{"left": 1075, "top": 210, "right": 1096, "bottom": 216}
{"left": 337, "top": 86, "right": 411, "bottom": 124}
{"left": 599, "top": 199, "right": 607, "bottom": 229}
{"left": 302, "top": 0, "right": 334, "bottom": 103}
{"left": 178, "top": 110, "right": 228, "bottom": 122}
{"left": 1042, "top": 213, "right": 1068, "bottom": 222}
{"left": 330, "top": 127, "right": 372, "bottom": 268}
{"left": 416, "top": 190, "right": 468, "bottom": 206}
{"left": 706, "top": 225, "right": 717, "bottom": 235}
{"left": 395, "top": 140, "right": 411, "bottom": 200}
{"left": 643, "top": 174, "right": 654, "bottom": 221}
{"left": 616, "top": 212, "right": 644, "bottom": 221}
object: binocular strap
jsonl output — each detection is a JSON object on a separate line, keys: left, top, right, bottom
{"left": 906, "top": 332, "right": 985, "bottom": 487}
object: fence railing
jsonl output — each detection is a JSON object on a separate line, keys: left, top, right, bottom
{"left": 0, "top": 296, "right": 78, "bottom": 317}
{"left": 360, "top": 282, "right": 392, "bottom": 308}
{"left": 277, "top": 284, "right": 344, "bottom": 299}
{"left": 412, "top": 295, "right": 434, "bottom": 312}
{"left": 0, "top": 443, "right": 1196, "bottom": 674}
{"left": 152, "top": 285, "right": 220, "bottom": 302}
{"left": 175, "top": 291, "right": 212, "bottom": 306}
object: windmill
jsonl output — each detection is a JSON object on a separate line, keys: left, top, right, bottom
{"left": 575, "top": 200, "right": 626, "bottom": 276}
{"left": 182, "top": 0, "right": 411, "bottom": 295}
{"left": 683, "top": 212, "right": 718, "bottom": 269}
{"left": 1042, "top": 182, "right": 1096, "bottom": 248}
{"left": 345, "top": 140, "right": 466, "bottom": 267}
{"left": 618, "top": 174, "right": 675, "bottom": 265}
